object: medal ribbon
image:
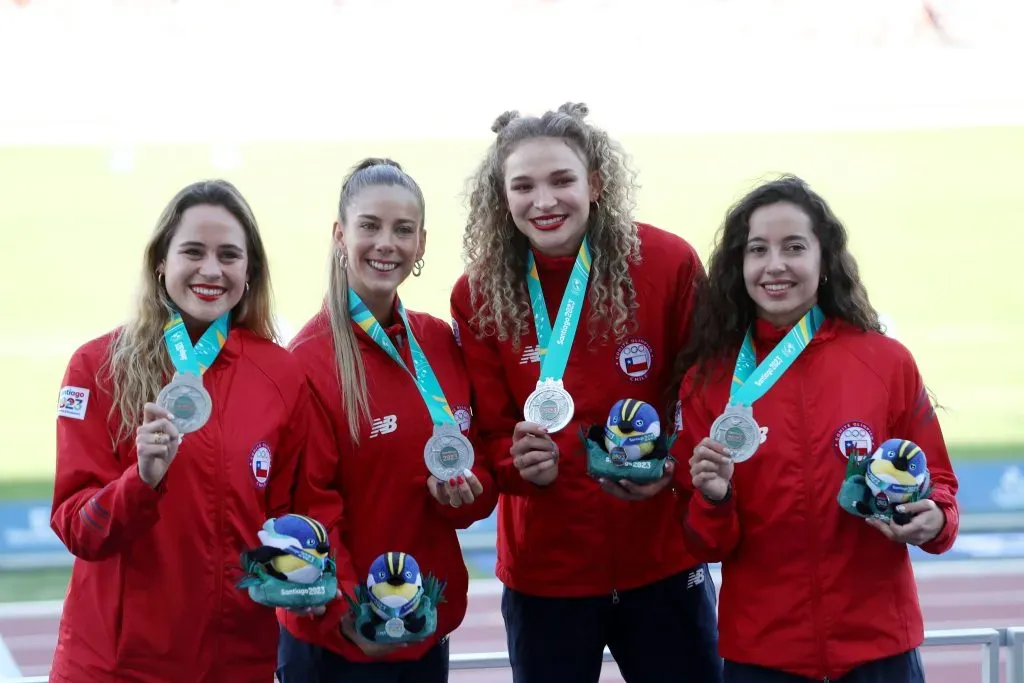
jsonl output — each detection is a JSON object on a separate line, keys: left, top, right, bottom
{"left": 525, "top": 237, "right": 592, "bottom": 383}
{"left": 162, "top": 311, "right": 230, "bottom": 377}
{"left": 729, "top": 305, "right": 824, "bottom": 407}
{"left": 348, "top": 289, "right": 455, "bottom": 428}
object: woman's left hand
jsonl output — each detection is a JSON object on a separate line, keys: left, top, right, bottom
{"left": 865, "top": 499, "right": 946, "bottom": 546}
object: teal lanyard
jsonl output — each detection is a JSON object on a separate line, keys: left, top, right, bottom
{"left": 348, "top": 289, "right": 455, "bottom": 427}
{"left": 525, "top": 237, "right": 592, "bottom": 383}
{"left": 162, "top": 311, "right": 230, "bottom": 376}
{"left": 729, "top": 305, "right": 825, "bottom": 407}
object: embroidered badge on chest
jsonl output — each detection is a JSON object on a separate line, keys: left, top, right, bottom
{"left": 833, "top": 421, "right": 874, "bottom": 462}
{"left": 616, "top": 338, "right": 653, "bottom": 382}
{"left": 250, "top": 441, "right": 272, "bottom": 489}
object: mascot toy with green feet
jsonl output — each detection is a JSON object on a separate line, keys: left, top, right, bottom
{"left": 582, "top": 399, "right": 674, "bottom": 485}
{"left": 345, "top": 552, "right": 447, "bottom": 644}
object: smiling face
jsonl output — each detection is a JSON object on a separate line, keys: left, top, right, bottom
{"left": 335, "top": 184, "right": 425, "bottom": 307}
{"left": 160, "top": 204, "right": 249, "bottom": 329}
{"left": 743, "top": 201, "right": 822, "bottom": 327}
{"left": 503, "top": 137, "right": 600, "bottom": 257}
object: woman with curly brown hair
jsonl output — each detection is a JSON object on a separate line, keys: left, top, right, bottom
{"left": 673, "top": 175, "right": 959, "bottom": 683}
{"left": 450, "top": 102, "right": 722, "bottom": 683}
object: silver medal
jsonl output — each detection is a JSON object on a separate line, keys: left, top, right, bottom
{"left": 156, "top": 372, "right": 212, "bottom": 434}
{"left": 523, "top": 379, "right": 575, "bottom": 433}
{"left": 384, "top": 617, "right": 406, "bottom": 639}
{"left": 424, "top": 423, "right": 475, "bottom": 481}
{"left": 710, "top": 404, "right": 760, "bottom": 463}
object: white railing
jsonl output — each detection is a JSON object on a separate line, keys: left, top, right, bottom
{"left": 5, "top": 627, "right": 1023, "bottom": 683}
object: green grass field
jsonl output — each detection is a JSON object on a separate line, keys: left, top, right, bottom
{"left": 1, "top": 126, "right": 1021, "bottom": 497}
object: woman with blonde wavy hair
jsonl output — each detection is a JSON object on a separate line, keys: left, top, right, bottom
{"left": 450, "top": 102, "right": 723, "bottom": 683}
{"left": 50, "top": 179, "right": 311, "bottom": 683}
{"left": 277, "top": 158, "right": 496, "bottom": 683}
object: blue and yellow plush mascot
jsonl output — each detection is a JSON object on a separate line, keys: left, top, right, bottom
{"left": 581, "top": 399, "right": 674, "bottom": 484}
{"left": 345, "top": 552, "right": 447, "bottom": 644}
{"left": 236, "top": 514, "right": 337, "bottom": 609}
{"left": 838, "top": 438, "right": 933, "bottom": 524}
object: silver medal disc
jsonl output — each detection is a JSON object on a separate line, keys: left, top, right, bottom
{"left": 384, "top": 617, "right": 406, "bottom": 639}
{"left": 156, "top": 372, "right": 212, "bottom": 434}
{"left": 424, "top": 423, "right": 475, "bottom": 481}
{"left": 710, "top": 404, "right": 760, "bottom": 463}
{"left": 523, "top": 379, "right": 575, "bottom": 433}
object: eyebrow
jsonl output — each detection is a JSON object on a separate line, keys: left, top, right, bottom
{"left": 179, "top": 240, "right": 244, "bottom": 250}
{"left": 747, "top": 235, "right": 809, "bottom": 243}
{"left": 355, "top": 214, "right": 417, "bottom": 224}
{"left": 509, "top": 168, "right": 576, "bottom": 183}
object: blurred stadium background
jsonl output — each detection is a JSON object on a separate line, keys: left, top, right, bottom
{"left": 0, "top": 0, "right": 1022, "bottom": 680}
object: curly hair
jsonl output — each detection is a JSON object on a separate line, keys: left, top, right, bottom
{"left": 101, "top": 180, "right": 277, "bottom": 443}
{"left": 679, "top": 174, "right": 882, "bottom": 389}
{"left": 462, "top": 102, "right": 641, "bottom": 347}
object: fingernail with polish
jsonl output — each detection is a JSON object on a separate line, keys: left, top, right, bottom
{"left": 448, "top": 478, "right": 457, "bottom": 486}
{"left": 463, "top": 468, "right": 473, "bottom": 479}
{"left": 457, "top": 476, "right": 465, "bottom": 485}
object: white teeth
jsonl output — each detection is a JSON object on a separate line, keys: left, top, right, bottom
{"left": 534, "top": 216, "right": 564, "bottom": 226}
{"left": 764, "top": 284, "right": 793, "bottom": 292}
{"left": 191, "top": 286, "right": 224, "bottom": 296}
{"left": 368, "top": 260, "right": 398, "bottom": 272}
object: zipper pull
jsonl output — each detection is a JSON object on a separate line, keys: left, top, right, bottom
{"left": 611, "top": 589, "right": 620, "bottom": 604}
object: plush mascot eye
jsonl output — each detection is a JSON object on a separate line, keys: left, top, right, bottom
{"left": 636, "top": 419, "right": 645, "bottom": 428}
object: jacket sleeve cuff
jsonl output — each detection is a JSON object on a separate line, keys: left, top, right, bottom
{"left": 123, "top": 463, "right": 165, "bottom": 511}
{"left": 693, "top": 486, "right": 736, "bottom": 516}
{"left": 918, "top": 494, "right": 959, "bottom": 555}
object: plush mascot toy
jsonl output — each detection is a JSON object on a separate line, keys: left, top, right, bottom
{"left": 344, "top": 552, "right": 447, "bottom": 644}
{"left": 581, "top": 399, "right": 674, "bottom": 485}
{"left": 837, "top": 438, "right": 933, "bottom": 525}
{"left": 236, "top": 514, "right": 337, "bottom": 609}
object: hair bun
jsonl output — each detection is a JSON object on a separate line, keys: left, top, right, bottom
{"left": 353, "top": 157, "right": 403, "bottom": 172}
{"left": 557, "top": 102, "right": 589, "bottom": 120}
{"left": 491, "top": 110, "right": 520, "bottom": 134}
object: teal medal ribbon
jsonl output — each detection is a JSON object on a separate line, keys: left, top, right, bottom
{"left": 521, "top": 237, "right": 592, "bottom": 432}
{"left": 156, "top": 311, "right": 229, "bottom": 434}
{"left": 348, "top": 289, "right": 474, "bottom": 478}
{"left": 712, "top": 305, "right": 825, "bottom": 462}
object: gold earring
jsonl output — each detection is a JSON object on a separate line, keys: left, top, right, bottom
{"left": 413, "top": 259, "right": 424, "bottom": 277}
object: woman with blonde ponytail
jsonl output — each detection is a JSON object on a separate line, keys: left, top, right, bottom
{"left": 278, "top": 158, "right": 496, "bottom": 683}
{"left": 450, "top": 103, "right": 723, "bottom": 682}
{"left": 50, "top": 179, "right": 311, "bottom": 683}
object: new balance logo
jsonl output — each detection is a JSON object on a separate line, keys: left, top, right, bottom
{"left": 687, "top": 567, "right": 705, "bottom": 589}
{"left": 369, "top": 415, "right": 398, "bottom": 438}
{"left": 519, "top": 345, "right": 542, "bottom": 365}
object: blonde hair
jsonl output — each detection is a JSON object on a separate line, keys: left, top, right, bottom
{"left": 102, "top": 180, "right": 277, "bottom": 443}
{"left": 462, "top": 102, "right": 641, "bottom": 348}
{"left": 323, "top": 158, "right": 426, "bottom": 444}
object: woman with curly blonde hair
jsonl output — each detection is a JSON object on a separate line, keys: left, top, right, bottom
{"left": 50, "top": 179, "right": 311, "bottom": 683}
{"left": 450, "top": 103, "right": 722, "bottom": 683}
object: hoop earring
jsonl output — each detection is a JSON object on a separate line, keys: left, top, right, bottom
{"left": 245, "top": 281, "right": 250, "bottom": 293}
{"left": 413, "top": 259, "right": 424, "bottom": 277}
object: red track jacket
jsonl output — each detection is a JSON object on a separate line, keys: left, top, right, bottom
{"left": 278, "top": 304, "right": 497, "bottom": 663}
{"left": 49, "top": 327, "right": 309, "bottom": 683}
{"left": 672, "top": 317, "right": 960, "bottom": 679}
{"left": 451, "top": 223, "right": 706, "bottom": 598}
